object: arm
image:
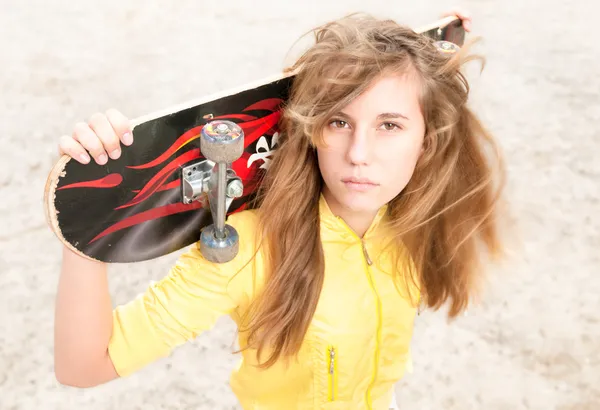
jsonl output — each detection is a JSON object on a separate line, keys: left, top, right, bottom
{"left": 107, "top": 243, "right": 244, "bottom": 379}
{"left": 54, "top": 246, "right": 119, "bottom": 387}
{"left": 54, "top": 213, "right": 256, "bottom": 387}
{"left": 53, "top": 109, "right": 131, "bottom": 387}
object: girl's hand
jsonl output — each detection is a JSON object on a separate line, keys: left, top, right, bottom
{"left": 441, "top": 7, "right": 473, "bottom": 32}
{"left": 58, "top": 109, "right": 133, "bottom": 165}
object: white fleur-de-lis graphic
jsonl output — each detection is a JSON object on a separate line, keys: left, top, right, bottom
{"left": 247, "top": 132, "right": 279, "bottom": 170}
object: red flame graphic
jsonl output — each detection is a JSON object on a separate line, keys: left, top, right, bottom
{"left": 127, "top": 127, "right": 201, "bottom": 170}
{"left": 80, "top": 98, "right": 282, "bottom": 245}
{"left": 115, "top": 149, "right": 200, "bottom": 210}
{"left": 116, "top": 110, "right": 281, "bottom": 209}
{"left": 243, "top": 98, "right": 282, "bottom": 112}
{"left": 89, "top": 201, "right": 205, "bottom": 244}
{"left": 58, "top": 173, "right": 123, "bottom": 190}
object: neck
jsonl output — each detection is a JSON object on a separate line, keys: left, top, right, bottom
{"left": 322, "top": 188, "right": 379, "bottom": 238}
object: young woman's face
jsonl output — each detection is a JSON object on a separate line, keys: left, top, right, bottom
{"left": 317, "top": 72, "right": 426, "bottom": 216}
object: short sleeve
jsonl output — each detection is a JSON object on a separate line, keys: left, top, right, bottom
{"left": 108, "top": 210, "right": 258, "bottom": 377}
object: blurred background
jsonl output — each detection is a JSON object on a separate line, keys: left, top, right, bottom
{"left": 1, "top": 0, "right": 598, "bottom": 409}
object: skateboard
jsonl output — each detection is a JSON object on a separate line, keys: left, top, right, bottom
{"left": 44, "top": 16, "right": 465, "bottom": 264}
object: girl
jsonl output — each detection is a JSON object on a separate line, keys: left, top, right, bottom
{"left": 53, "top": 10, "right": 505, "bottom": 410}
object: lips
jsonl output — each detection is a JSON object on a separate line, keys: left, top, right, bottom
{"left": 341, "top": 177, "right": 378, "bottom": 185}
{"left": 341, "top": 177, "right": 379, "bottom": 192}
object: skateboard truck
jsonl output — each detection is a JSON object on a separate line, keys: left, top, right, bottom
{"left": 181, "top": 120, "right": 244, "bottom": 263}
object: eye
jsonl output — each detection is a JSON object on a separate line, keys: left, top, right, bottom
{"left": 380, "top": 122, "right": 402, "bottom": 131}
{"left": 329, "top": 119, "right": 349, "bottom": 129}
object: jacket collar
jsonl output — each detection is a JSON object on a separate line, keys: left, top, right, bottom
{"left": 318, "top": 193, "right": 389, "bottom": 242}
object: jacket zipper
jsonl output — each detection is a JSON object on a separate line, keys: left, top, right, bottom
{"left": 361, "top": 238, "right": 373, "bottom": 265}
{"left": 328, "top": 345, "right": 336, "bottom": 401}
{"left": 362, "top": 239, "right": 382, "bottom": 410}
{"left": 336, "top": 217, "right": 382, "bottom": 410}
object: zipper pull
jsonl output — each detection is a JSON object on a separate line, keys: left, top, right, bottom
{"left": 361, "top": 240, "right": 373, "bottom": 266}
{"left": 329, "top": 347, "right": 336, "bottom": 401}
{"left": 329, "top": 347, "right": 335, "bottom": 374}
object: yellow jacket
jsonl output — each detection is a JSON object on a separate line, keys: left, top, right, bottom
{"left": 109, "top": 195, "right": 420, "bottom": 409}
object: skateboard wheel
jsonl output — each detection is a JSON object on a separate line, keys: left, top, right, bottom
{"left": 198, "top": 223, "right": 239, "bottom": 263}
{"left": 201, "top": 120, "right": 244, "bottom": 163}
{"left": 433, "top": 40, "right": 460, "bottom": 54}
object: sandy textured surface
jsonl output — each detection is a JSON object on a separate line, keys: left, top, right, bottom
{"left": 1, "top": 0, "right": 598, "bottom": 409}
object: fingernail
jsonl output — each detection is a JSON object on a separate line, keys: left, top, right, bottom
{"left": 110, "top": 148, "right": 121, "bottom": 159}
{"left": 98, "top": 154, "right": 108, "bottom": 164}
{"left": 123, "top": 132, "right": 133, "bottom": 146}
{"left": 80, "top": 154, "right": 90, "bottom": 164}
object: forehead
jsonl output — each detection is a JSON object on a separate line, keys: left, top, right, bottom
{"left": 341, "top": 72, "right": 423, "bottom": 118}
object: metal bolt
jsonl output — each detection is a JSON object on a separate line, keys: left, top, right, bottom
{"left": 226, "top": 179, "right": 243, "bottom": 198}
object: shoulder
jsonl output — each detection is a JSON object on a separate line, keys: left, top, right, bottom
{"left": 226, "top": 208, "right": 260, "bottom": 237}
{"left": 225, "top": 208, "right": 262, "bottom": 260}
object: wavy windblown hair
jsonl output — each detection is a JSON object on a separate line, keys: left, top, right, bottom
{"left": 238, "top": 14, "right": 506, "bottom": 368}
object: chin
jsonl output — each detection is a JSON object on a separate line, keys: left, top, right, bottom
{"left": 337, "top": 191, "right": 386, "bottom": 213}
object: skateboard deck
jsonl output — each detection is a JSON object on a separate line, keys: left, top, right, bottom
{"left": 44, "top": 16, "right": 465, "bottom": 263}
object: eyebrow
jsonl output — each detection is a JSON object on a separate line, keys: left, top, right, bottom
{"left": 336, "top": 111, "right": 410, "bottom": 121}
{"left": 377, "top": 112, "right": 410, "bottom": 121}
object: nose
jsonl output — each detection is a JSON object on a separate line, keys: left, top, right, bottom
{"left": 347, "top": 127, "right": 372, "bottom": 165}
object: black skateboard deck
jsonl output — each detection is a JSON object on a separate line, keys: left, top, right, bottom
{"left": 44, "top": 16, "right": 465, "bottom": 263}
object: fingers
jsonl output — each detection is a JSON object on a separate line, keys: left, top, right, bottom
{"left": 58, "top": 135, "right": 91, "bottom": 164}
{"left": 58, "top": 109, "right": 134, "bottom": 166}
{"left": 73, "top": 121, "right": 109, "bottom": 165}
{"left": 441, "top": 8, "right": 472, "bottom": 32}
{"left": 106, "top": 108, "right": 133, "bottom": 146}
{"left": 88, "top": 113, "right": 122, "bottom": 160}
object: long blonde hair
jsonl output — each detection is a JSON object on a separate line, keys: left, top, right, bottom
{"left": 238, "top": 14, "right": 507, "bottom": 368}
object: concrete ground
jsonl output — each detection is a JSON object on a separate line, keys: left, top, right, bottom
{"left": 1, "top": 0, "right": 598, "bottom": 409}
